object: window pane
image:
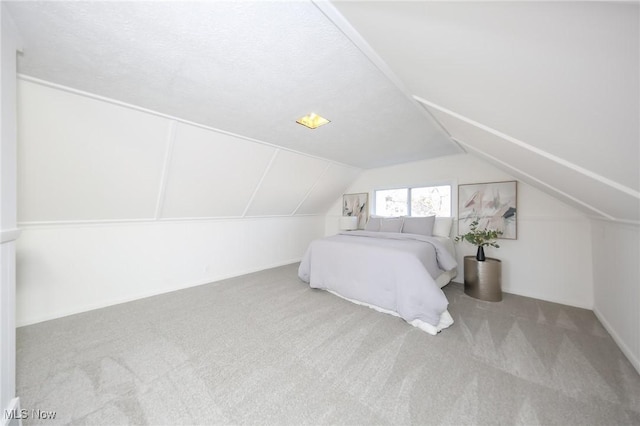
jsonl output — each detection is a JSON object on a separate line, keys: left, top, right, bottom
{"left": 411, "top": 186, "right": 451, "bottom": 217}
{"left": 375, "top": 189, "right": 408, "bottom": 216}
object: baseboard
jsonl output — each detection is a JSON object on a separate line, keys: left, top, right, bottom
{"left": 593, "top": 307, "right": 640, "bottom": 375}
{"left": 2, "top": 397, "right": 21, "bottom": 426}
{"left": 451, "top": 280, "right": 593, "bottom": 310}
{"left": 17, "top": 258, "right": 301, "bottom": 327}
{"left": 450, "top": 280, "right": 639, "bottom": 374}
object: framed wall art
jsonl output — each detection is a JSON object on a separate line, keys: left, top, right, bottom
{"left": 458, "top": 181, "right": 517, "bottom": 239}
{"left": 342, "top": 192, "right": 369, "bottom": 230}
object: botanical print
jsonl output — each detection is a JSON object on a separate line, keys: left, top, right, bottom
{"left": 458, "top": 181, "right": 517, "bottom": 239}
{"left": 343, "top": 193, "right": 369, "bottom": 230}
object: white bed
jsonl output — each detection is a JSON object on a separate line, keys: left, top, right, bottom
{"left": 298, "top": 216, "right": 458, "bottom": 335}
{"left": 432, "top": 236, "right": 458, "bottom": 287}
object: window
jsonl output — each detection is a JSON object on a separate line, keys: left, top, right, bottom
{"left": 375, "top": 188, "right": 408, "bottom": 216}
{"left": 375, "top": 185, "right": 451, "bottom": 217}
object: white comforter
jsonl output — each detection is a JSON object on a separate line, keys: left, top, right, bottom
{"left": 298, "top": 231, "right": 457, "bottom": 335}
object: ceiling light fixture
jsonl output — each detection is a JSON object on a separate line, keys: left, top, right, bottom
{"left": 296, "top": 112, "right": 330, "bottom": 129}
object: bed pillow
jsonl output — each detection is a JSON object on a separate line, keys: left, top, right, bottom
{"left": 364, "top": 216, "right": 381, "bottom": 231}
{"left": 379, "top": 217, "right": 404, "bottom": 233}
{"left": 433, "top": 217, "right": 453, "bottom": 238}
{"left": 402, "top": 216, "right": 435, "bottom": 236}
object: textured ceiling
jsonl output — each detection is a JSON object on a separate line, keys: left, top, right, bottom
{"left": 5, "top": 0, "right": 460, "bottom": 169}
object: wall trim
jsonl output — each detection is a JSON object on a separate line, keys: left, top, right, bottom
{"left": 0, "top": 229, "right": 20, "bottom": 244}
{"left": 2, "top": 397, "right": 21, "bottom": 426}
{"left": 291, "top": 163, "right": 332, "bottom": 215}
{"left": 454, "top": 136, "right": 617, "bottom": 221}
{"left": 450, "top": 281, "right": 593, "bottom": 311}
{"left": 593, "top": 306, "right": 640, "bottom": 375}
{"left": 313, "top": 0, "right": 408, "bottom": 97}
{"left": 312, "top": 1, "right": 463, "bottom": 155}
{"left": 512, "top": 216, "right": 591, "bottom": 223}
{"left": 17, "top": 74, "right": 360, "bottom": 172}
{"left": 17, "top": 214, "right": 323, "bottom": 230}
{"left": 588, "top": 215, "right": 640, "bottom": 228}
{"left": 242, "top": 149, "right": 279, "bottom": 217}
{"left": 154, "top": 120, "right": 177, "bottom": 219}
{"left": 415, "top": 95, "right": 640, "bottom": 200}
{"left": 327, "top": 213, "right": 589, "bottom": 224}
{"left": 16, "top": 259, "right": 302, "bottom": 328}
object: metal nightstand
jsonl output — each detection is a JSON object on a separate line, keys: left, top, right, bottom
{"left": 464, "top": 256, "right": 502, "bottom": 302}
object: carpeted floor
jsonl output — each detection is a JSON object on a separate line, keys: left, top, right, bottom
{"left": 16, "top": 263, "right": 640, "bottom": 425}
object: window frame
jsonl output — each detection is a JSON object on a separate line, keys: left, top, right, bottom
{"left": 373, "top": 181, "right": 455, "bottom": 217}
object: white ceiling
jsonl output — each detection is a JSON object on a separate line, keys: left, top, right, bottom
{"left": 334, "top": 1, "right": 639, "bottom": 223}
{"left": 6, "top": 1, "right": 639, "bottom": 223}
{"left": 5, "top": 0, "right": 460, "bottom": 169}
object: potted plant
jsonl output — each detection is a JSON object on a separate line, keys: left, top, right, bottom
{"left": 455, "top": 219, "right": 503, "bottom": 261}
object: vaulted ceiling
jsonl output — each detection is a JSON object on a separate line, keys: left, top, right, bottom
{"left": 6, "top": 0, "right": 459, "bottom": 169}
{"left": 5, "top": 1, "right": 639, "bottom": 224}
{"left": 332, "top": 1, "right": 639, "bottom": 223}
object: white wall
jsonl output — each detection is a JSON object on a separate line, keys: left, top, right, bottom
{"left": 0, "top": 4, "right": 21, "bottom": 423}
{"left": 592, "top": 220, "right": 640, "bottom": 373}
{"left": 326, "top": 153, "right": 593, "bottom": 309}
{"left": 17, "top": 216, "right": 323, "bottom": 326}
{"left": 16, "top": 79, "right": 358, "bottom": 326}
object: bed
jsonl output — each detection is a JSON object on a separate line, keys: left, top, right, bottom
{"left": 298, "top": 216, "right": 458, "bottom": 335}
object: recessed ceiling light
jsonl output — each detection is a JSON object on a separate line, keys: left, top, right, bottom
{"left": 296, "top": 112, "right": 330, "bottom": 129}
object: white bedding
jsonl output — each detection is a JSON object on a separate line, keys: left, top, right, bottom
{"left": 432, "top": 236, "right": 458, "bottom": 287}
{"left": 298, "top": 231, "right": 458, "bottom": 335}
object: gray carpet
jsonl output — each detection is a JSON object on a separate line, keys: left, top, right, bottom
{"left": 16, "top": 263, "right": 640, "bottom": 425}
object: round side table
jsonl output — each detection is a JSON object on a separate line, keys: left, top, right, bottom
{"left": 464, "top": 256, "right": 502, "bottom": 302}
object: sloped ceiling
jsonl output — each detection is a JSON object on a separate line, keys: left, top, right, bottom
{"left": 333, "top": 1, "right": 639, "bottom": 224}
{"left": 5, "top": 0, "right": 459, "bottom": 170}
{"left": 17, "top": 79, "right": 360, "bottom": 223}
{"left": 7, "top": 1, "right": 639, "bottom": 224}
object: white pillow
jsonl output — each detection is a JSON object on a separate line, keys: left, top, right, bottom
{"left": 379, "top": 218, "right": 404, "bottom": 233}
{"left": 402, "top": 216, "right": 435, "bottom": 236}
{"left": 364, "top": 216, "right": 381, "bottom": 231}
{"left": 433, "top": 217, "right": 453, "bottom": 238}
